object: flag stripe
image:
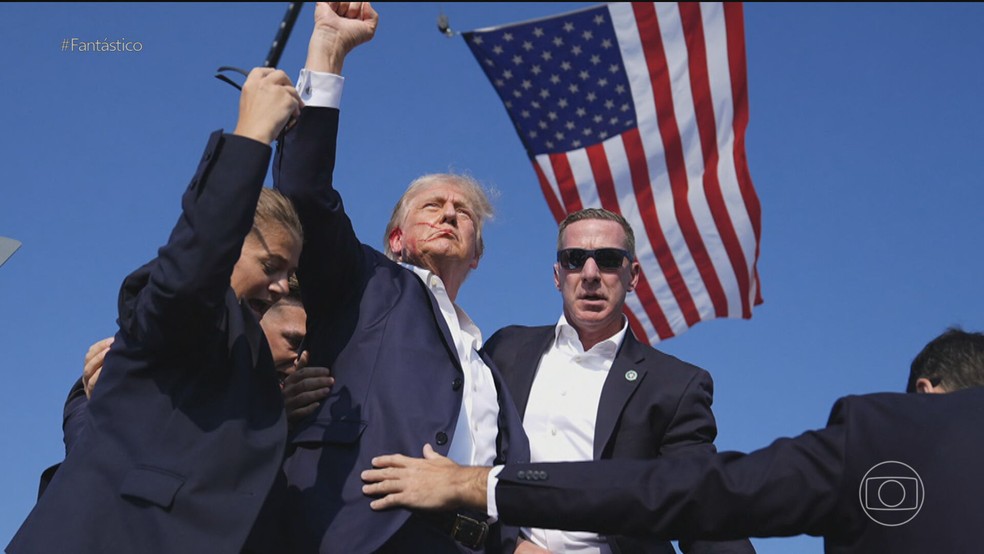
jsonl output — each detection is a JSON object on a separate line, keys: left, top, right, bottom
{"left": 549, "top": 153, "right": 585, "bottom": 214}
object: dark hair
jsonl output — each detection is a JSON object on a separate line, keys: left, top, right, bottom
{"left": 557, "top": 208, "right": 636, "bottom": 256}
{"left": 906, "top": 328, "right": 984, "bottom": 393}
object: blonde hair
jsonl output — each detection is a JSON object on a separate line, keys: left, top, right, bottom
{"left": 254, "top": 187, "right": 303, "bottom": 243}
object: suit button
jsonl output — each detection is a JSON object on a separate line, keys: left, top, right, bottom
{"left": 435, "top": 432, "right": 448, "bottom": 446}
{"left": 452, "top": 377, "right": 463, "bottom": 391}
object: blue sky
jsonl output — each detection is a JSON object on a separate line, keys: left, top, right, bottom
{"left": 2, "top": 3, "right": 983, "bottom": 552}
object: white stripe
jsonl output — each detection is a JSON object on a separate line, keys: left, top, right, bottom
{"left": 624, "top": 287, "right": 661, "bottom": 344}
{"left": 610, "top": 2, "right": 714, "bottom": 320}
{"left": 565, "top": 148, "right": 601, "bottom": 208}
{"left": 533, "top": 153, "right": 564, "bottom": 213}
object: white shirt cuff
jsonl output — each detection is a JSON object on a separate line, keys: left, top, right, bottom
{"left": 486, "top": 465, "right": 504, "bottom": 520}
{"left": 296, "top": 69, "right": 344, "bottom": 109}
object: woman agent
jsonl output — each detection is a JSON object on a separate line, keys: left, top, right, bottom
{"left": 9, "top": 68, "right": 302, "bottom": 554}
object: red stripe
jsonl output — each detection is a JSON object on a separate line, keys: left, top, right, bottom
{"left": 679, "top": 2, "right": 752, "bottom": 318}
{"left": 622, "top": 128, "right": 700, "bottom": 327}
{"left": 549, "top": 153, "right": 583, "bottom": 214}
{"left": 586, "top": 143, "right": 674, "bottom": 338}
{"left": 584, "top": 143, "right": 621, "bottom": 213}
{"left": 632, "top": 3, "right": 728, "bottom": 319}
{"left": 532, "top": 162, "right": 567, "bottom": 224}
{"left": 723, "top": 2, "right": 763, "bottom": 307}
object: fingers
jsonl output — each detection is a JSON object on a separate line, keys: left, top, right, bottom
{"left": 292, "top": 350, "right": 311, "bottom": 372}
{"left": 84, "top": 337, "right": 114, "bottom": 366}
{"left": 422, "top": 443, "right": 438, "bottom": 459}
{"left": 83, "top": 336, "right": 114, "bottom": 398}
{"left": 84, "top": 367, "right": 103, "bottom": 399}
{"left": 233, "top": 68, "right": 300, "bottom": 145}
{"left": 283, "top": 366, "right": 334, "bottom": 423}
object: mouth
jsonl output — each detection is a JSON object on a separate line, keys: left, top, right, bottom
{"left": 247, "top": 298, "right": 271, "bottom": 318}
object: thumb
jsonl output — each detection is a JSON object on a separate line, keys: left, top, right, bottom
{"left": 422, "top": 443, "right": 439, "bottom": 459}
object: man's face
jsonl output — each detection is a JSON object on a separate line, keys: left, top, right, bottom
{"left": 260, "top": 300, "right": 306, "bottom": 379}
{"left": 387, "top": 181, "right": 480, "bottom": 272}
{"left": 555, "top": 219, "right": 640, "bottom": 341}
{"left": 230, "top": 222, "right": 301, "bottom": 320}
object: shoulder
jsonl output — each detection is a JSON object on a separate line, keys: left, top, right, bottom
{"left": 625, "top": 335, "right": 712, "bottom": 388}
{"left": 485, "top": 325, "right": 553, "bottom": 353}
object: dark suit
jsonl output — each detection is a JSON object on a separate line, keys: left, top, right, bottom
{"left": 8, "top": 132, "right": 287, "bottom": 553}
{"left": 484, "top": 325, "right": 753, "bottom": 554}
{"left": 273, "top": 107, "right": 529, "bottom": 553}
{"left": 494, "top": 387, "right": 984, "bottom": 553}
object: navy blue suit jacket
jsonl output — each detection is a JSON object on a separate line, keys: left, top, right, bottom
{"left": 494, "top": 387, "right": 984, "bottom": 553}
{"left": 484, "top": 325, "right": 753, "bottom": 554}
{"left": 274, "top": 107, "right": 529, "bottom": 553}
{"left": 8, "top": 132, "right": 287, "bottom": 554}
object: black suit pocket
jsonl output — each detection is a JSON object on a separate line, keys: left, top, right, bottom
{"left": 120, "top": 466, "right": 186, "bottom": 509}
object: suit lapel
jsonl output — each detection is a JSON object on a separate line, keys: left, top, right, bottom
{"left": 594, "top": 331, "right": 647, "bottom": 459}
{"left": 412, "top": 271, "right": 463, "bottom": 373}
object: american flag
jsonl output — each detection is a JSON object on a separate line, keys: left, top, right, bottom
{"left": 464, "top": 3, "right": 762, "bottom": 344}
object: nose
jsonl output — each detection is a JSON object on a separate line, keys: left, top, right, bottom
{"left": 270, "top": 274, "right": 290, "bottom": 302}
{"left": 580, "top": 256, "right": 602, "bottom": 282}
{"left": 441, "top": 200, "right": 457, "bottom": 224}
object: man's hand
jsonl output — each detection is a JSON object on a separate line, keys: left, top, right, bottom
{"left": 83, "top": 337, "right": 114, "bottom": 398}
{"left": 233, "top": 68, "right": 302, "bottom": 145}
{"left": 361, "top": 444, "right": 491, "bottom": 512}
{"left": 283, "top": 359, "right": 334, "bottom": 425}
{"left": 306, "top": 2, "right": 379, "bottom": 74}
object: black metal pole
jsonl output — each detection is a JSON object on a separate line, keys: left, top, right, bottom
{"left": 264, "top": 2, "right": 305, "bottom": 68}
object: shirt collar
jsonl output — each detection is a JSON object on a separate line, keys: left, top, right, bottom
{"left": 401, "top": 262, "right": 484, "bottom": 347}
{"left": 553, "top": 313, "right": 627, "bottom": 360}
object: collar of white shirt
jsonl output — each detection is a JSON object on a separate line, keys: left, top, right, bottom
{"left": 553, "top": 313, "right": 627, "bottom": 362}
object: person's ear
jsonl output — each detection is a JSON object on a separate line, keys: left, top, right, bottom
{"left": 388, "top": 227, "right": 404, "bottom": 258}
{"left": 915, "top": 377, "right": 947, "bottom": 394}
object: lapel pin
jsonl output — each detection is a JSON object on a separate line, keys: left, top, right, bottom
{"left": 625, "top": 370, "right": 638, "bottom": 382}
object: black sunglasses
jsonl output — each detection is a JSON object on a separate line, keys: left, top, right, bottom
{"left": 557, "top": 248, "right": 633, "bottom": 271}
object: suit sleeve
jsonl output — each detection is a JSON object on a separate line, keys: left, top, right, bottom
{"left": 496, "top": 423, "right": 850, "bottom": 541}
{"left": 273, "top": 107, "right": 364, "bottom": 320}
{"left": 658, "top": 367, "right": 718, "bottom": 458}
{"left": 118, "top": 132, "right": 272, "bottom": 350}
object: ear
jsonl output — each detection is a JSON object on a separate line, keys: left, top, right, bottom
{"left": 626, "top": 260, "right": 641, "bottom": 292}
{"left": 553, "top": 263, "right": 561, "bottom": 290}
{"left": 915, "top": 377, "right": 946, "bottom": 394}
{"left": 388, "top": 227, "right": 404, "bottom": 258}
{"left": 469, "top": 252, "right": 480, "bottom": 271}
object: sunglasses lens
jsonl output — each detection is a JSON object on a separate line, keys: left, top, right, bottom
{"left": 594, "top": 249, "right": 625, "bottom": 269}
{"left": 560, "top": 249, "right": 587, "bottom": 269}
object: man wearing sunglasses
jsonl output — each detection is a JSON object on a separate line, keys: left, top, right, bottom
{"left": 479, "top": 208, "right": 752, "bottom": 554}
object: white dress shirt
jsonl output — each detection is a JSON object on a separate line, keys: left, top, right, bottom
{"left": 402, "top": 264, "right": 501, "bottom": 467}
{"left": 494, "top": 315, "right": 628, "bottom": 554}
